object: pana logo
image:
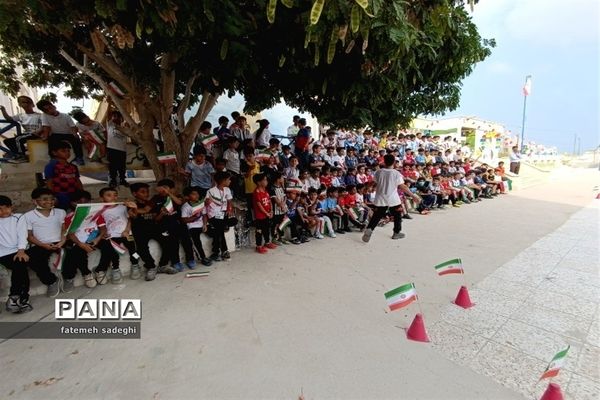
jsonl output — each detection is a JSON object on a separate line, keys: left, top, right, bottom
{"left": 55, "top": 299, "right": 142, "bottom": 320}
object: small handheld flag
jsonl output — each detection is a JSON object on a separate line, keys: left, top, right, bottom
{"left": 540, "top": 346, "right": 570, "bottom": 381}
{"left": 191, "top": 199, "right": 205, "bottom": 216}
{"left": 523, "top": 75, "right": 532, "bottom": 96}
{"left": 157, "top": 152, "right": 177, "bottom": 164}
{"left": 256, "top": 149, "right": 272, "bottom": 162}
{"left": 52, "top": 249, "right": 65, "bottom": 271}
{"left": 347, "top": 206, "right": 360, "bottom": 221}
{"left": 164, "top": 197, "right": 175, "bottom": 214}
{"left": 200, "top": 133, "right": 219, "bottom": 146}
{"left": 278, "top": 215, "right": 291, "bottom": 232}
{"left": 434, "top": 258, "right": 464, "bottom": 276}
{"left": 110, "top": 240, "right": 127, "bottom": 255}
{"left": 385, "top": 283, "right": 417, "bottom": 311}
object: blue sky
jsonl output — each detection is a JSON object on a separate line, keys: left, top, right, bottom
{"left": 57, "top": 0, "right": 598, "bottom": 152}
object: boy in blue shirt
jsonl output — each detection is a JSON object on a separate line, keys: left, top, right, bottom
{"left": 183, "top": 149, "right": 215, "bottom": 198}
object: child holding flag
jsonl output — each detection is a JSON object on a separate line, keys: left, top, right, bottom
{"left": 72, "top": 110, "right": 106, "bottom": 163}
{"left": 0, "top": 195, "right": 33, "bottom": 313}
{"left": 23, "top": 188, "right": 65, "bottom": 297}
{"left": 181, "top": 187, "right": 213, "bottom": 267}
{"left": 62, "top": 190, "right": 106, "bottom": 291}
{"left": 95, "top": 187, "right": 141, "bottom": 284}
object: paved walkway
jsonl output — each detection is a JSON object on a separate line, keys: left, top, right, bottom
{"left": 0, "top": 167, "right": 597, "bottom": 399}
{"left": 430, "top": 202, "right": 599, "bottom": 400}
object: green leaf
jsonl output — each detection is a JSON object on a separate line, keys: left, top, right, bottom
{"left": 351, "top": 4, "right": 360, "bottom": 33}
{"left": 281, "top": 0, "right": 294, "bottom": 8}
{"left": 310, "top": 0, "right": 326, "bottom": 25}
{"left": 116, "top": 0, "right": 127, "bottom": 11}
{"left": 354, "top": 0, "right": 368, "bottom": 10}
{"left": 326, "top": 28, "right": 337, "bottom": 64}
{"left": 135, "top": 20, "right": 143, "bottom": 39}
{"left": 267, "top": 0, "right": 277, "bottom": 24}
{"left": 220, "top": 39, "right": 229, "bottom": 60}
{"left": 279, "top": 54, "right": 286, "bottom": 67}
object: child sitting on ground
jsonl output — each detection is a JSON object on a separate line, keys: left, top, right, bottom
{"left": 0, "top": 195, "right": 33, "bottom": 313}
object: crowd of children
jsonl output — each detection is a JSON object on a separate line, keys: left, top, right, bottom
{"left": 0, "top": 111, "right": 512, "bottom": 314}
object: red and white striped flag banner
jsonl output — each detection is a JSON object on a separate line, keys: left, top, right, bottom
{"left": 157, "top": 152, "right": 177, "bottom": 164}
{"left": 52, "top": 249, "right": 65, "bottom": 271}
{"left": 110, "top": 239, "right": 127, "bottom": 255}
{"left": 522, "top": 75, "right": 532, "bottom": 96}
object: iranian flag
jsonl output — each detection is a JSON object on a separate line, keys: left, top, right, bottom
{"left": 110, "top": 240, "right": 127, "bottom": 255}
{"left": 200, "top": 133, "right": 219, "bottom": 146}
{"left": 52, "top": 249, "right": 65, "bottom": 271}
{"left": 164, "top": 197, "right": 175, "bottom": 214}
{"left": 385, "top": 283, "right": 418, "bottom": 311}
{"left": 540, "top": 346, "right": 570, "bottom": 380}
{"left": 434, "top": 258, "right": 464, "bottom": 276}
{"left": 278, "top": 215, "right": 291, "bottom": 231}
{"left": 158, "top": 152, "right": 177, "bottom": 164}
{"left": 191, "top": 200, "right": 205, "bottom": 216}
{"left": 522, "top": 75, "right": 532, "bottom": 96}
{"left": 347, "top": 206, "right": 360, "bottom": 220}
{"left": 66, "top": 203, "right": 118, "bottom": 235}
{"left": 256, "top": 149, "right": 272, "bottom": 162}
{"left": 285, "top": 181, "right": 303, "bottom": 192}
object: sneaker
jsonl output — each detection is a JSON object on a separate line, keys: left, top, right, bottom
{"left": 362, "top": 228, "right": 373, "bottom": 243}
{"left": 173, "top": 262, "right": 185, "bottom": 272}
{"left": 402, "top": 214, "right": 413, "bottom": 220}
{"left": 392, "top": 232, "right": 406, "bottom": 240}
{"left": 17, "top": 297, "right": 33, "bottom": 313}
{"left": 343, "top": 227, "right": 352, "bottom": 232}
{"left": 5, "top": 296, "right": 21, "bottom": 313}
{"left": 335, "top": 229, "right": 346, "bottom": 235}
{"left": 111, "top": 269, "right": 124, "bottom": 284}
{"left": 95, "top": 271, "right": 108, "bottom": 285}
{"left": 272, "top": 239, "right": 283, "bottom": 245}
{"left": 187, "top": 260, "right": 196, "bottom": 269}
{"left": 130, "top": 264, "right": 142, "bottom": 280}
{"left": 145, "top": 267, "right": 157, "bottom": 281}
{"left": 279, "top": 238, "right": 290, "bottom": 245}
{"left": 300, "top": 235, "right": 310, "bottom": 243}
{"left": 157, "top": 265, "right": 178, "bottom": 274}
{"left": 256, "top": 246, "right": 268, "bottom": 254}
{"left": 62, "top": 278, "right": 75, "bottom": 293}
{"left": 47, "top": 281, "right": 60, "bottom": 297}
{"left": 328, "top": 232, "right": 337, "bottom": 238}
{"left": 314, "top": 233, "right": 324, "bottom": 239}
{"left": 201, "top": 258, "right": 213, "bottom": 266}
{"left": 452, "top": 203, "right": 461, "bottom": 208}
{"left": 83, "top": 273, "right": 97, "bottom": 288}
{"left": 291, "top": 238, "right": 301, "bottom": 245}
{"left": 222, "top": 251, "right": 231, "bottom": 259}
{"left": 210, "top": 253, "right": 222, "bottom": 262}
{"left": 265, "top": 242, "right": 277, "bottom": 249}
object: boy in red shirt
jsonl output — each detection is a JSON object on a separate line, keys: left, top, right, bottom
{"left": 252, "top": 173, "right": 276, "bottom": 254}
{"left": 338, "top": 186, "right": 365, "bottom": 232}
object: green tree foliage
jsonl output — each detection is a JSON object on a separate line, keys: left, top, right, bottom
{"left": 0, "top": 0, "right": 493, "bottom": 178}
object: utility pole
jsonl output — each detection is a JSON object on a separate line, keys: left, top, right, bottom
{"left": 573, "top": 133, "right": 578, "bottom": 156}
{"left": 520, "top": 75, "right": 532, "bottom": 152}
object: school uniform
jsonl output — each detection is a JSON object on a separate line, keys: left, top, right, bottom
{"left": 23, "top": 208, "right": 65, "bottom": 285}
{"left": 0, "top": 214, "right": 30, "bottom": 300}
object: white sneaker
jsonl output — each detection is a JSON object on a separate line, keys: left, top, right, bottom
{"left": 95, "top": 271, "right": 108, "bottom": 285}
{"left": 328, "top": 233, "right": 337, "bottom": 238}
{"left": 83, "top": 273, "right": 97, "bottom": 288}
{"left": 314, "top": 233, "right": 324, "bottom": 239}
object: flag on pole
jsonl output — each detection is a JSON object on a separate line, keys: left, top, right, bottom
{"left": 66, "top": 203, "right": 117, "bottom": 235}
{"left": 277, "top": 215, "right": 292, "bottom": 231}
{"left": 200, "top": 133, "right": 219, "bottom": 146}
{"left": 110, "top": 239, "right": 127, "bottom": 255}
{"left": 157, "top": 152, "right": 177, "bottom": 164}
{"left": 164, "top": 197, "right": 174, "bottom": 214}
{"left": 384, "top": 283, "right": 418, "bottom": 311}
{"left": 434, "top": 258, "right": 464, "bottom": 276}
{"left": 191, "top": 199, "right": 205, "bottom": 216}
{"left": 540, "top": 346, "right": 570, "bottom": 380}
{"left": 52, "top": 249, "right": 65, "bottom": 271}
{"left": 522, "top": 76, "right": 532, "bottom": 96}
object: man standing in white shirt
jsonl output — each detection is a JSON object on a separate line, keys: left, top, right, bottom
{"left": 287, "top": 115, "right": 300, "bottom": 138}
{"left": 362, "top": 154, "right": 420, "bottom": 242}
{"left": 0, "top": 95, "right": 42, "bottom": 159}
{"left": 509, "top": 146, "right": 522, "bottom": 175}
{"left": 37, "top": 99, "right": 85, "bottom": 165}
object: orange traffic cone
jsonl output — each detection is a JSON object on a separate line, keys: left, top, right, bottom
{"left": 539, "top": 383, "right": 564, "bottom": 400}
{"left": 454, "top": 285, "right": 475, "bottom": 309}
{"left": 406, "top": 313, "right": 430, "bottom": 342}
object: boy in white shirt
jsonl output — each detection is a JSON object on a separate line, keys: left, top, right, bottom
{"left": 205, "top": 171, "right": 234, "bottom": 261}
{"left": 0, "top": 195, "right": 33, "bottom": 313}
{"left": 24, "top": 188, "right": 65, "bottom": 297}
{"left": 96, "top": 187, "right": 141, "bottom": 284}
{"left": 181, "top": 187, "right": 213, "bottom": 267}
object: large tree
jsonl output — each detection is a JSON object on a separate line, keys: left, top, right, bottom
{"left": 0, "top": 0, "right": 492, "bottom": 180}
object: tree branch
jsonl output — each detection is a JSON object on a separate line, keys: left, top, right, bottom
{"left": 177, "top": 70, "right": 200, "bottom": 132}
{"left": 59, "top": 48, "right": 139, "bottom": 134}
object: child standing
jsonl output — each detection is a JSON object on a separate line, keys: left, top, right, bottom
{"left": 63, "top": 190, "right": 105, "bottom": 290}
{"left": 0, "top": 195, "right": 33, "bottom": 313}
{"left": 269, "top": 172, "right": 288, "bottom": 244}
{"left": 44, "top": 140, "right": 83, "bottom": 210}
{"left": 183, "top": 149, "right": 215, "bottom": 198}
{"left": 181, "top": 187, "right": 213, "bottom": 267}
{"left": 105, "top": 111, "right": 130, "bottom": 187}
{"left": 96, "top": 187, "right": 141, "bottom": 284}
{"left": 24, "top": 188, "right": 65, "bottom": 297}
{"left": 252, "top": 173, "right": 276, "bottom": 254}
{"left": 205, "top": 171, "right": 234, "bottom": 261}
{"left": 73, "top": 110, "right": 106, "bottom": 162}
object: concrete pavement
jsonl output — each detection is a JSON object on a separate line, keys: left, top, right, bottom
{"left": 0, "top": 167, "right": 597, "bottom": 400}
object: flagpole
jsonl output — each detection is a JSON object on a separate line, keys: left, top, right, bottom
{"left": 520, "top": 75, "right": 531, "bottom": 152}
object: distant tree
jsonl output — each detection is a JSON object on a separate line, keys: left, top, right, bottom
{"left": 0, "top": 0, "right": 493, "bottom": 180}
